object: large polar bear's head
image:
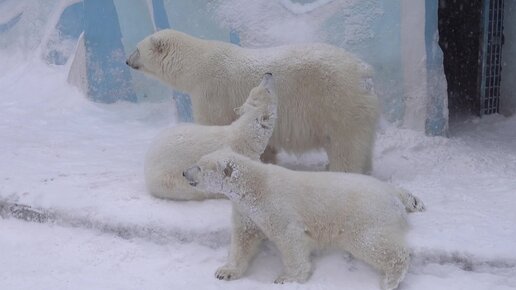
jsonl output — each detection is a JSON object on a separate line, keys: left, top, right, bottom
{"left": 182, "top": 149, "right": 258, "bottom": 202}
{"left": 126, "top": 29, "right": 195, "bottom": 88}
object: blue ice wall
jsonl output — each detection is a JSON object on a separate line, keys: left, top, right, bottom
{"left": 425, "top": 0, "right": 448, "bottom": 136}
{"left": 0, "top": 0, "right": 448, "bottom": 133}
{"left": 0, "top": 1, "right": 60, "bottom": 51}
{"left": 60, "top": 0, "right": 206, "bottom": 120}
{"left": 163, "top": 0, "right": 229, "bottom": 41}
{"left": 83, "top": 0, "right": 136, "bottom": 103}
{"left": 152, "top": 0, "right": 171, "bottom": 30}
{"left": 323, "top": 0, "right": 404, "bottom": 123}
{"left": 46, "top": 3, "right": 84, "bottom": 65}
{"left": 113, "top": 0, "right": 173, "bottom": 106}
{"left": 0, "top": 12, "right": 21, "bottom": 33}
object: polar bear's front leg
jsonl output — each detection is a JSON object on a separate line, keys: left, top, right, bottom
{"left": 272, "top": 230, "right": 313, "bottom": 284}
{"left": 215, "top": 209, "right": 265, "bottom": 281}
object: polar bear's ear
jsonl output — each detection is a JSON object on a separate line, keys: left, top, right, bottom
{"left": 150, "top": 37, "right": 168, "bottom": 55}
{"left": 233, "top": 106, "right": 243, "bottom": 116}
{"left": 223, "top": 162, "right": 234, "bottom": 178}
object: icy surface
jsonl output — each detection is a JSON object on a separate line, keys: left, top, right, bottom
{"left": 0, "top": 58, "right": 515, "bottom": 289}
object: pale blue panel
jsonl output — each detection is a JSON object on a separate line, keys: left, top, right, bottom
{"left": 114, "top": 0, "right": 173, "bottom": 103}
{"left": 84, "top": 0, "right": 136, "bottom": 103}
{"left": 47, "top": 2, "right": 84, "bottom": 65}
{"left": 425, "top": 0, "right": 448, "bottom": 136}
{"left": 174, "top": 91, "right": 194, "bottom": 122}
{"left": 163, "top": 0, "right": 229, "bottom": 41}
{"left": 0, "top": 12, "right": 22, "bottom": 33}
{"left": 230, "top": 29, "right": 241, "bottom": 45}
{"left": 113, "top": 0, "right": 155, "bottom": 55}
{"left": 57, "top": 3, "right": 84, "bottom": 39}
{"left": 323, "top": 0, "right": 404, "bottom": 123}
{"left": 152, "top": 0, "right": 170, "bottom": 30}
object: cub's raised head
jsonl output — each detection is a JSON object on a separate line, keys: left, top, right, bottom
{"left": 182, "top": 150, "right": 247, "bottom": 201}
{"left": 234, "top": 73, "right": 277, "bottom": 118}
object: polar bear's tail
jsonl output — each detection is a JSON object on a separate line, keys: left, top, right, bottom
{"left": 394, "top": 188, "right": 425, "bottom": 213}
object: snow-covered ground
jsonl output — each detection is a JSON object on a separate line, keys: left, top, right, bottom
{"left": 1, "top": 59, "right": 515, "bottom": 290}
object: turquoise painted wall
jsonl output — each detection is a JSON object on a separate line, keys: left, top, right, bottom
{"left": 323, "top": 0, "right": 403, "bottom": 123}
{"left": 0, "top": 0, "right": 449, "bottom": 134}
{"left": 425, "top": 0, "right": 448, "bottom": 136}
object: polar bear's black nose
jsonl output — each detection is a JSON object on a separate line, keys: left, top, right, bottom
{"left": 183, "top": 166, "right": 200, "bottom": 187}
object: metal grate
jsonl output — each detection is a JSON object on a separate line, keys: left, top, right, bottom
{"left": 479, "top": 0, "right": 505, "bottom": 115}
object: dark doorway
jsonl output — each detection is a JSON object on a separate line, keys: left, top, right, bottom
{"left": 478, "top": 0, "right": 504, "bottom": 116}
{"left": 438, "top": 0, "right": 483, "bottom": 120}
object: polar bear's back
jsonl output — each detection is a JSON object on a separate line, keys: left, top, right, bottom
{"left": 144, "top": 124, "right": 228, "bottom": 199}
{"left": 236, "top": 44, "right": 377, "bottom": 153}
{"left": 264, "top": 167, "right": 408, "bottom": 242}
{"left": 247, "top": 43, "right": 371, "bottom": 75}
{"left": 146, "top": 124, "right": 228, "bottom": 163}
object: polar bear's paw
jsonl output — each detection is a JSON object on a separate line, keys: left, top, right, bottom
{"left": 215, "top": 265, "right": 243, "bottom": 281}
{"left": 396, "top": 188, "right": 426, "bottom": 213}
{"left": 381, "top": 270, "right": 406, "bottom": 290}
{"left": 406, "top": 194, "right": 425, "bottom": 212}
{"left": 273, "top": 273, "right": 309, "bottom": 284}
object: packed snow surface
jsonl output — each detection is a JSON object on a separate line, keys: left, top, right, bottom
{"left": 1, "top": 59, "right": 515, "bottom": 290}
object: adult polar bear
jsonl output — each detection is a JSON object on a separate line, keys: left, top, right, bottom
{"left": 127, "top": 29, "right": 379, "bottom": 173}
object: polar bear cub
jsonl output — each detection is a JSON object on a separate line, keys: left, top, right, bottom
{"left": 183, "top": 150, "right": 425, "bottom": 290}
{"left": 145, "top": 73, "right": 277, "bottom": 200}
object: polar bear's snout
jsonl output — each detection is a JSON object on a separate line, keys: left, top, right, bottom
{"left": 126, "top": 49, "right": 141, "bottom": 70}
{"left": 183, "top": 165, "right": 200, "bottom": 186}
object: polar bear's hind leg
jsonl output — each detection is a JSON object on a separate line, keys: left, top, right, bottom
{"left": 343, "top": 228, "right": 409, "bottom": 290}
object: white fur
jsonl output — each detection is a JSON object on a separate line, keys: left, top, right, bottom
{"left": 183, "top": 150, "right": 425, "bottom": 289}
{"left": 145, "top": 74, "right": 277, "bottom": 200}
{"left": 127, "top": 29, "right": 379, "bottom": 173}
